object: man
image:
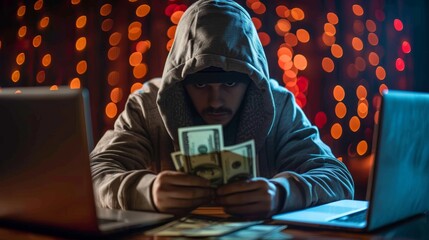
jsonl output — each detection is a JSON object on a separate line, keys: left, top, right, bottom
{"left": 90, "top": 0, "right": 354, "bottom": 219}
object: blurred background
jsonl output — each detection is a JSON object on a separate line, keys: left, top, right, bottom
{"left": 1, "top": 0, "right": 428, "bottom": 199}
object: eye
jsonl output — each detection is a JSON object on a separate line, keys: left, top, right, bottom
{"left": 194, "top": 83, "right": 207, "bottom": 88}
{"left": 223, "top": 82, "right": 236, "bottom": 87}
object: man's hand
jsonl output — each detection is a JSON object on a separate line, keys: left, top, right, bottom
{"left": 215, "top": 178, "right": 281, "bottom": 219}
{"left": 151, "top": 171, "right": 215, "bottom": 215}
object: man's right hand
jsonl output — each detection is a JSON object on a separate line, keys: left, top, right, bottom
{"left": 151, "top": 170, "right": 215, "bottom": 215}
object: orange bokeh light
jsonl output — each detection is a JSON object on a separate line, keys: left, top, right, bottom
{"left": 32, "top": 35, "right": 41, "bottom": 48}
{"left": 129, "top": 52, "right": 143, "bottom": 66}
{"left": 275, "top": 5, "right": 290, "bottom": 18}
{"left": 36, "top": 70, "right": 45, "bottom": 83}
{"left": 131, "top": 82, "right": 143, "bottom": 93}
{"left": 357, "top": 140, "right": 368, "bottom": 156}
{"left": 333, "top": 85, "right": 345, "bottom": 101}
{"left": 335, "top": 102, "right": 347, "bottom": 119}
{"left": 70, "top": 78, "right": 81, "bottom": 89}
{"left": 110, "top": 87, "right": 123, "bottom": 103}
{"left": 376, "top": 66, "right": 386, "bottom": 80}
{"left": 327, "top": 12, "right": 339, "bottom": 25}
{"left": 284, "top": 33, "right": 298, "bottom": 47}
{"left": 101, "top": 19, "right": 113, "bottom": 32}
{"left": 368, "top": 52, "right": 380, "bottom": 66}
{"left": 18, "top": 26, "right": 27, "bottom": 38}
{"left": 109, "top": 32, "right": 122, "bottom": 46}
{"left": 356, "top": 85, "right": 367, "bottom": 100}
{"left": 108, "top": 47, "right": 120, "bottom": 61}
{"left": 42, "top": 54, "right": 52, "bottom": 67}
{"left": 331, "top": 123, "right": 343, "bottom": 140}
{"left": 100, "top": 4, "right": 112, "bottom": 16}
{"left": 296, "top": 29, "right": 310, "bottom": 43}
{"left": 368, "top": 33, "right": 379, "bottom": 46}
{"left": 349, "top": 116, "right": 361, "bottom": 132}
{"left": 133, "top": 63, "right": 148, "bottom": 79}
{"left": 352, "top": 4, "right": 364, "bottom": 16}
{"left": 76, "top": 15, "right": 87, "bottom": 29}
{"left": 75, "top": 37, "right": 87, "bottom": 51}
{"left": 105, "top": 102, "right": 117, "bottom": 119}
{"left": 293, "top": 54, "right": 307, "bottom": 70}
{"left": 16, "top": 53, "right": 25, "bottom": 65}
{"left": 290, "top": 8, "right": 305, "bottom": 21}
{"left": 39, "top": 16, "right": 50, "bottom": 29}
{"left": 352, "top": 37, "right": 364, "bottom": 51}
{"left": 324, "top": 23, "right": 336, "bottom": 36}
{"left": 171, "top": 11, "right": 184, "bottom": 24}
{"left": 136, "top": 4, "right": 150, "bottom": 17}
{"left": 17, "top": 5, "right": 26, "bottom": 17}
{"left": 322, "top": 57, "right": 335, "bottom": 73}
{"left": 331, "top": 44, "right": 343, "bottom": 58}
{"left": 76, "top": 60, "right": 87, "bottom": 74}
{"left": 108, "top": 71, "right": 120, "bottom": 86}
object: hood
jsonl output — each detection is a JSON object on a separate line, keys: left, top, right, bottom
{"left": 157, "top": 0, "right": 275, "bottom": 150}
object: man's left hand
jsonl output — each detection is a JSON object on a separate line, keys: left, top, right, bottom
{"left": 215, "top": 178, "right": 281, "bottom": 219}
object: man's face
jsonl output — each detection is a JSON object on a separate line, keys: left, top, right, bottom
{"left": 184, "top": 73, "right": 249, "bottom": 126}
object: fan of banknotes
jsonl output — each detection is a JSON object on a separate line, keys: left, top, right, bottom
{"left": 170, "top": 125, "right": 256, "bottom": 187}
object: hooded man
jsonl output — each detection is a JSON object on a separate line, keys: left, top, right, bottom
{"left": 90, "top": 0, "right": 354, "bottom": 219}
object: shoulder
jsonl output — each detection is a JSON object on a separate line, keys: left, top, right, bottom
{"left": 125, "top": 78, "right": 161, "bottom": 110}
{"left": 267, "top": 79, "right": 294, "bottom": 104}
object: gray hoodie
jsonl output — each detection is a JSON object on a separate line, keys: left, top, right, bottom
{"left": 90, "top": 0, "right": 354, "bottom": 214}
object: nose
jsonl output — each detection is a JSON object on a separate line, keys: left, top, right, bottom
{"left": 208, "top": 84, "right": 223, "bottom": 109}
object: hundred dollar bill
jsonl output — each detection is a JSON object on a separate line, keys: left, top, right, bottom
{"left": 221, "top": 139, "right": 256, "bottom": 184}
{"left": 170, "top": 151, "right": 187, "bottom": 173}
{"left": 178, "top": 125, "right": 224, "bottom": 186}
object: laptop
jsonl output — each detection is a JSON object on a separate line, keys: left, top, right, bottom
{"left": 272, "top": 90, "right": 429, "bottom": 232}
{"left": 0, "top": 86, "right": 174, "bottom": 236}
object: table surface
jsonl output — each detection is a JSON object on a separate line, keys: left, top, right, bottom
{"left": 1, "top": 207, "right": 428, "bottom": 239}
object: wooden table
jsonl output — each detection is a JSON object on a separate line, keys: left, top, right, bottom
{"left": 1, "top": 207, "right": 428, "bottom": 239}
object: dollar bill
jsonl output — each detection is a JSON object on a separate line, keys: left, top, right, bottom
{"left": 174, "top": 125, "right": 257, "bottom": 186}
{"left": 178, "top": 125, "right": 224, "bottom": 186}
{"left": 170, "top": 151, "right": 187, "bottom": 173}
{"left": 221, "top": 139, "right": 256, "bottom": 184}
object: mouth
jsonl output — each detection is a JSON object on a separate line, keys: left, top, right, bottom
{"left": 204, "top": 112, "right": 231, "bottom": 124}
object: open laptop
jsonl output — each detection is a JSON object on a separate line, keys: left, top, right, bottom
{"left": 273, "top": 90, "right": 429, "bottom": 232}
{"left": 0, "top": 86, "right": 174, "bottom": 236}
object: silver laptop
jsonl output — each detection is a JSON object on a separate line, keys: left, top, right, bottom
{"left": 273, "top": 90, "right": 429, "bottom": 231}
{"left": 0, "top": 86, "right": 174, "bottom": 236}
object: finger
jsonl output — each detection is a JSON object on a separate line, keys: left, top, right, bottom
{"left": 162, "top": 171, "right": 212, "bottom": 187}
{"left": 216, "top": 189, "right": 263, "bottom": 206}
{"left": 217, "top": 179, "right": 264, "bottom": 196}
{"left": 164, "top": 186, "right": 216, "bottom": 200}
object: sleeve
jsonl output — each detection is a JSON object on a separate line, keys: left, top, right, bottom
{"left": 89, "top": 93, "right": 158, "bottom": 212}
{"left": 269, "top": 90, "right": 355, "bottom": 213}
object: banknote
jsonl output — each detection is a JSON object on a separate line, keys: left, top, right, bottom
{"left": 178, "top": 125, "right": 224, "bottom": 186}
{"left": 221, "top": 139, "right": 256, "bottom": 184}
{"left": 174, "top": 125, "right": 256, "bottom": 186}
{"left": 170, "top": 151, "right": 186, "bottom": 173}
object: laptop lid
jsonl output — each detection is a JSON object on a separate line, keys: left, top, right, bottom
{"left": 0, "top": 87, "right": 173, "bottom": 235}
{"left": 366, "top": 90, "right": 429, "bottom": 230}
{"left": 272, "top": 90, "right": 429, "bottom": 231}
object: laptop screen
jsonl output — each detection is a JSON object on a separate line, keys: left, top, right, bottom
{"left": 366, "top": 90, "right": 429, "bottom": 230}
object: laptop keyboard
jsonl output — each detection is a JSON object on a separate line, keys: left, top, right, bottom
{"left": 330, "top": 210, "right": 367, "bottom": 223}
{"left": 98, "top": 218, "right": 122, "bottom": 224}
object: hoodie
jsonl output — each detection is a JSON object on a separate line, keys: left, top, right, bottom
{"left": 90, "top": 0, "right": 354, "bottom": 214}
